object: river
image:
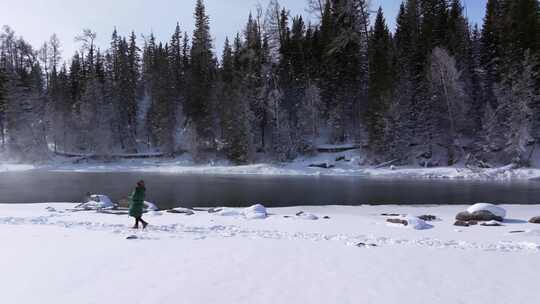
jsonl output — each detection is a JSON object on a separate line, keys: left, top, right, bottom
{"left": 1, "top": 171, "right": 540, "bottom": 208}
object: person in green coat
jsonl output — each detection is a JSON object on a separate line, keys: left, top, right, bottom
{"left": 129, "top": 180, "right": 149, "bottom": 229}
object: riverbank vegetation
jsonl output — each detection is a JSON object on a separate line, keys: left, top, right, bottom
{"left": 1, "top": 0, "right": 539, "bottom": 168}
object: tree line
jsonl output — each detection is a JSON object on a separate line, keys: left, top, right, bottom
{"left": 0, "top": 0, "right": 539, "bottom": 167}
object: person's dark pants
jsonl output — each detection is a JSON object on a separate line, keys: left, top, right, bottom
{"left": 134, "top": 217, "right": 148, "bottom": 228}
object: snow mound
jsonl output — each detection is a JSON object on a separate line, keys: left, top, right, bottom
{"left": 217, "top": 208, "right": 241, "bottom": 217}
{"left": 297, "top": 213, "right": 319, "bottom": 220}
{"left": 144, "top": 201, "right": 159, "bottom": 211}
{"left": 214, "top": 204, "right": 268, "bottom": 219}
{"left": 405, "top": 216, "right": 432, "bottom": 230}
{"left": 467, "top": 203, "right": 506, "bottom": 219}
{"left": 387, "top": 216, "right": 433, "bottom": 230}
{"left": 242, "top": 204, "right": 267, "bottom": 219}
{"left": 79, "top": 194, "right": 115, "bottom": 210}
{"left": 524, "top": 229, "right": 540, "bottom": 237}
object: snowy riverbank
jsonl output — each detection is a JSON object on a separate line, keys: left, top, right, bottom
{"left": 2, "top": 154, "right": 540, "bottom": 180}
{"left": 2, "top": 148, "right": 540, "bottom": 180}
{"left": 1, "top": 203, "right": 539, "bottom": 304}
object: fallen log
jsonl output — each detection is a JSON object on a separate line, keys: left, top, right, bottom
{"left": 316, "top": 145, "right": 360, "bottom": 153}
{"left": 54, "top": 151, "right": 166, "bottom": 159}
{"left": 373, "top": 159, "right": 399, "bottom": 169}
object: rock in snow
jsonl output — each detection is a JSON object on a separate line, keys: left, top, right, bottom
{"left": 294, "top": 211, "right": 319, "bottom": 220}
{"left": 387, "top": 218, "right": 408, "bottom": 225}
{"left": 466, "top": 203, "right": 506, "bottom": 219}
{"left": 454, "top": 220, "right": 471, "bottom": 227}
{"left": 418, "top": 215, "right": 437, "bottom": 221}
{"left": 456, "top": 211, "right": 503, "bottom": 222}
{"left": 529, "top": 216, "right": 540, "bottom": 224}
{"left": 45, "top": 206, "right": 57, "bottom": 212}
{"left": 455, "top": 203, "right": 507, "bottom": 222}
{"left": 167, "top": 208, "right": 195, "bottom": 215}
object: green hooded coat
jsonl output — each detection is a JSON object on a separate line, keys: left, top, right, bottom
{"left": 128, "top": 186, "right": 146, "bottom": 218}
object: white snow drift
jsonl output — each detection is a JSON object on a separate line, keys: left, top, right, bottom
{"left": 216, "top": 204, "right": 268, "bottom": 219}
{"left": 0, "top": 203, "right": 539, "bottom": 304}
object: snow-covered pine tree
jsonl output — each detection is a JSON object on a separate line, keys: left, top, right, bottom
{"left": 241, "top": 13, "right": 267, "bottom": 152}
{"left": 480, "top": 0, "right": 503, "bottom": 109}
{"left": 0, "top": 52, "right": 6, "bottom": 149}
{"left": 168, "top": 24, "right": 189, "bottom": 153}
{"left": 445, "top": 0, "right": 480, "bottom": 135}
{"left": 43, "top": 34, "right": 62, "bottom": 152}
{"left": 147, "top": 43, "right": 176, "bottom": 155}
{"left": 115, "top": 36, "right": 137, "bottom": 152}
{"left": 366, "top": 7, "right": 394, "bottom": 157}
{"left": 1, "top": 31, "right": 48, "bottom": 161}
{"left": 484, "top": 53, "right": 538, "bottom": 165}
{"left": 389, "top": 1, "right": 422, "bottom": 162}
{"left": 218, "top": 37, "right": 253, "bottom": 164}
{"left": 187, "top": 0, "right": 215, "bottom": 149}
{"left": 297, "top": 83, "right": 321, "bottom": 155}
{"left": 77, "top": 75, "right": 110, "bottom": 155}
{"left": 0, "top": 57, "right": 6, "bottom": 149}
{"left": 47, "top": 64, "right": 69, "bottom": 153}
{"left": 419, "top": 0, "right": 448, "bottom": 55}
{"left": 127, "top": 31, "right": 141, "bottom": 140}
{"left": 503, "top": 0, "right": 540, "bottom": 144}
{"left": 324, "top": 0, "right": 370, "bottom": 143}
{"left": 170, "top": 23, "right": 185, "bottom": 107}
{"left": 466, "top": 24, "right": 484, "bottom": 133}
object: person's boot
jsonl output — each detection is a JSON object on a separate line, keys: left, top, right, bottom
{"left": 142, "top": 221, "right": 148, "bottom": 229}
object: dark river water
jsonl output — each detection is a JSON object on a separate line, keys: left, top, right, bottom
{"left": 1, "top": 171, "right": 540, "bottom": 209}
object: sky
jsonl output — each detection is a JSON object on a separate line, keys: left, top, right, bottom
{"left": 0, "top": 0, "right": 487, "bottom": 61}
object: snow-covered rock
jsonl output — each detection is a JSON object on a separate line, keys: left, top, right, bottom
{"left": 466, "top": 203, "right": 506, "bottom": 219}
{"left": 242, "top": 204, "right": 267, "bottom": 219}
{"left": 79, "top": 194, "right": 115, "bottom": 210}
{"left": 387, "top": 216, "right": 433, "bottom": 230}
{"left": 529, "top": 216, "right": 540, "bottom": 224}
{"left": 455, "top": 210, "right": 502, "bottom": 222}
{"left": 296, "top": 212, "right": 319, "bottom": 220}
{"left": 404, "top": 216, "right": 432, "bottom": 230}
{"left": 167, "top": 208, "right": 195, "bottom": 215}
{"left": 144, "top": 201, "right": 159, "bottom": 211}
{"left": 213, "top": 204, "right": 268, "bottom": 219}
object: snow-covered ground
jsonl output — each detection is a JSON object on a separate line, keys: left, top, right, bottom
{"left": 1, "top": 203, "right": 539, "bottom": 304}
{"left": 0, "top": 163, "right": 36, "bottom": 172}
{"left": 2, "top": 150, "right": 540, "bottom": 180}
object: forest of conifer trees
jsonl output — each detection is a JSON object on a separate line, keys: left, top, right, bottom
{"left": 1, "top": 0, "right": 539, "bottom": 167}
